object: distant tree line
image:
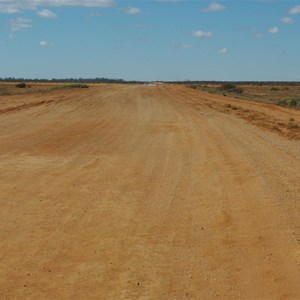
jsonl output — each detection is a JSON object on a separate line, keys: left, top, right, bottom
{"left": 167, "top": 80, "right": 300, "bottom": 86}
{"left": 0, "top": 78, "right": 299, "bottom": 85}
{"left": 0, "top": 77, "right": 144, "bottom": 84}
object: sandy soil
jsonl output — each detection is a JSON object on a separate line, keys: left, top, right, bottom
{"left": 1, "top": 84, "right": 300, "bottom": 299}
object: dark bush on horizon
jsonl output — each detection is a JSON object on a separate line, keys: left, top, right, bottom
{"left": 64, "top": 83, "right": 89, "bottom": 89}
{"left": 15, "top": 82, "right": 26, "bottom": 88}
{"left": 220, "top": 83, "right": 243, "bottom": 94}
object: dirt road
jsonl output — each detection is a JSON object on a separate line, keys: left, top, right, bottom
{"left": 1, "top": 84, "right": 300, "bottom": 299}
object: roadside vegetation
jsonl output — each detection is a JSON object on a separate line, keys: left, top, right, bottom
{"left": 277, "top": 98, "right": 300, "bottom": 108}
{"left": 186, "top": 82, "right": 300, "bottom": 108}
{"left": 218, "top": 83, "right": 244, "bottom": 94}
{"left": 0, "top": 82, "right": 89, "bottom": 96}
{"left": 64, "top": 83, "right": 89, "bottom": 89}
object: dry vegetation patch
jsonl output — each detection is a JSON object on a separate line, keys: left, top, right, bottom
{"left": 187, "top": 82, "right": 300, "bottom": 107}
{"left": 185, "top": 83, "right": 300, "bottom": 139}
{"left": 0, "top": 82, "right": 64, "bottom": 96}
{"left": 0, "top": 82, "right": 89, "bottom": 97}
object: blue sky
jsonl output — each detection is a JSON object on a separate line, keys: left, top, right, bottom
{"left": 0, "top": 0, "right": 300, "bottom": 81}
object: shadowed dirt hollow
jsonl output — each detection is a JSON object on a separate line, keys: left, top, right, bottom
{"left": 1, "top": 84, "right": 300, "bottom": 299}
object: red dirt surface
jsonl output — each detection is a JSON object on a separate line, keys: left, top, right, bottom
{"left": 1, "top": 84, "right": 300, "bottom": 299}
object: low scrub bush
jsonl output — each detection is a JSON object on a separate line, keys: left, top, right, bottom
{"left": 271, "top": 87, "right": 289, "bottom": 91}
{"left": 64, "top": 83, "right": 89, "bottom": 89}
{"left": 219, "top": 83, "right": 243, "bottom": 94}
{"left": 15, "top": 82, "right": 27, "bottom": 88}
{"left": 277, "top": 98, "right": 300, "bottom": 107}
{"left": 277, "top": 99, "right": 288, "bottom": 106}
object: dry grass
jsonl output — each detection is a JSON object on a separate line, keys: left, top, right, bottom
{"left": 187, "top": 83, "right": 300, "bottom": 106}
{"left": 0, "top": 82, "right": 91, "bottom": 97}
{"left": 0, "top": 82, "right": 68, "bottom": 96}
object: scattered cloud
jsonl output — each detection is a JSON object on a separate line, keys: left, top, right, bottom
{"left": 218, "top": 47, "right": 227, "bottom": 54}
{"left": 40, "top": 40, "right": 52, "bottom": 47}
{"left": 124, "top": 7, "right": 141, "bottom": 15}
{"left": 202, "top": 2, "right": 226, "bottom": 12}
{"left": 0, "top": 0, "right": 115, "bottom": 14}
{"left": 280, "top": 17, "right": 294, "bottom": 24}
{"left": 289, "top": 5, "right": 300, "bottom": 15}
{"left": 37, "top": 9, "right": 57, "bottom": 18}
{"left": 9, "top": 18, "right": 32, "bottom": 32}
{"left": 0, "top": 5, "right": 19, "bottom": 14}
{"left": 192, "top": 30, "right": 213, "bottom": 38}
{"left": 268, "top": 26, "right": 279, "bottom": 34}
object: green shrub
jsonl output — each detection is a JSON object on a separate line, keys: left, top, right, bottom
{"left": 289, "top": 99, "right": 298, "bottom": 106}
{"left": 277, "top": 99, "right": 288, "bottom": 106}
{"left": 277, "top": 98, "right": 300, "bottom": 107}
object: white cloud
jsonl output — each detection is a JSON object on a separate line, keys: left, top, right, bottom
{"left": 280, "top": 17, "right": 294, "bottom": 24}
{"left": 9, "top": 18, "right": 32, "bottom": 32}
{"left": 40, "top": 40, "right": 52, "bottom": 47}
{"left": 0, "top": 0, "right": 115, "bottom": 13}
{"left": 37, "top": 9, "right": 57, "bottom": 18}
{"left": 289, "top": 5, "right": 300, "bottom": 14}
{"left": 202, "top": 2, "right": 226, "bottom": 12}
{"left": 268, "top": 26, "right": 279, "bottom": 34}
{"left": 0, "top": 5, "right": 20, "bottom": 13}
{"left": 192, "top": 30, "right": 213, "bottom": 38}
{"left": 124, "top": 7, "right": 141, "bottom": 15}
{"left": 218, "top": 47, "right": 227, "bottom": 54}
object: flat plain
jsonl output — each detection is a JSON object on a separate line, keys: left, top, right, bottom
{"left": 1, "top": 83, "right": 300, "bottom": 299}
